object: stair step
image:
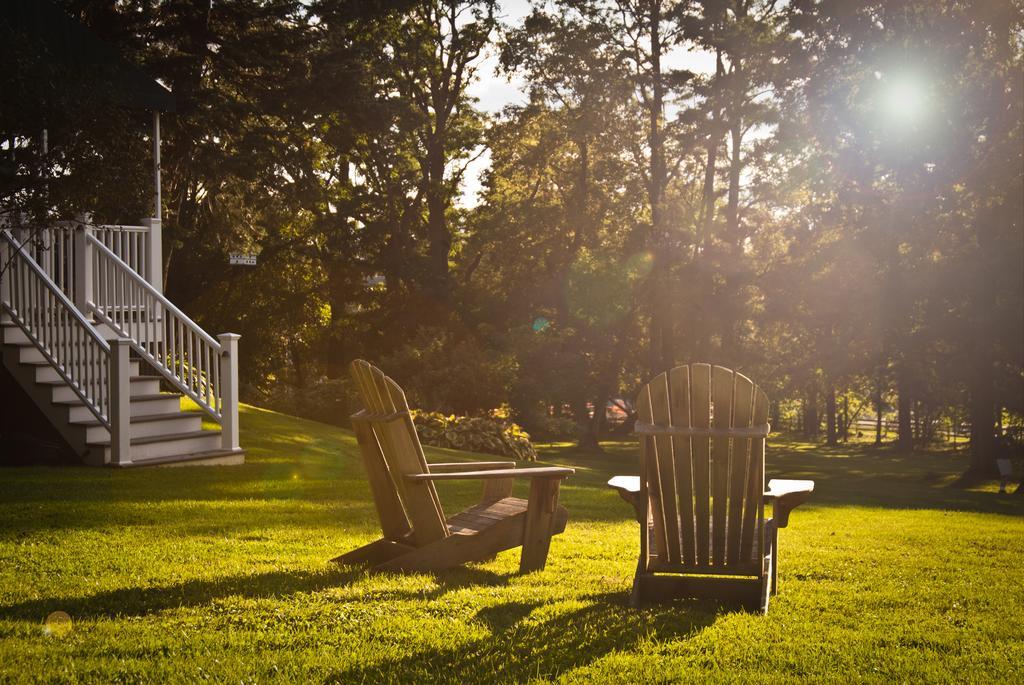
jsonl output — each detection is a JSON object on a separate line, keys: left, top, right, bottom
{"left": 19, "top": 343, "right": 111, "bottom": 364}
{"left": 88, "top": 428, "right": 219, "bottom": 447}
{"left": 30, "top": 359, "right": 141, "bottom": 383}
{"left": 71, "top": 410, "right": 197, "bottom": 427}
{"left": 46, "top": 375, "right": 162, "bottom": 402}
{"left": 115, "top": 448, "right": 245, "bottom": 468}
{"left": 91, "top": 429, "right": 224, "bottom": 462}
{"left": 72, "top": 411, "right": 203, "bottom": 442}
{"left": 39, "top": 375, "right": 158, "bottom": 386}
{"left": 62, "top": 392, "right": 181, "bottom": 422}
{"left": 55, "top": 392, "right": 179, "bottom": 407}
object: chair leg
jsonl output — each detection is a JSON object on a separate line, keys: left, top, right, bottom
{"left": 630, "top": 557, "right": 645, "bottom": 607}
{"left": 760, "top": 519, "right": 778, "bottom": 613}
{"left": 771, "top": 522, "right": 779, "bottom": 596}
{"left": 760, "top": 555, "right": 773, "bottom": 614}
{"left": 519, "top": 477, "right": 562, "bottom": 573}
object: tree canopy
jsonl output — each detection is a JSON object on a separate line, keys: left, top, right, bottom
{"left": 3, "top": 0, "right": 1021, "bottom": 475}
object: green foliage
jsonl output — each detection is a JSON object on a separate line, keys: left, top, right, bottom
{"left": 251, "top": 376, "right": 361, "bottom": 429}
{"left": 380, "top": 327, "right": 518, "bottom": 415}
{"left": 526, "top": 414, "right": 581, "bottom": 442}
{"left": 8, "top": 0, "right": 1020, "bottom": 470}
{"left": 412, "top": 410, "right": 537, "bottom": 461}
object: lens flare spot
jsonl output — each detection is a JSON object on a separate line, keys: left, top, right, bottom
{"left": 626, "top": 251, "right": 655, "bottom": 279}
{"left": 43, "top": 611, "right": 72, "bottom": 637}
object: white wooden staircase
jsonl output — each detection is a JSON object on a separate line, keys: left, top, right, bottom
{"left": 1, "top": 222, "right": 244, "bottom": 467}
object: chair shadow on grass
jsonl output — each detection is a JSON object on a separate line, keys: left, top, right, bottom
{"left": 0, "top": 564, "right": 509, "bottom": 623}
{"left": 330, "top": 590, "right": 721, "bottom": 683}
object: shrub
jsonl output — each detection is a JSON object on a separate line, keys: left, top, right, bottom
{"left": 412, "top": 411, "right": 537, "bottom": 461}
{"left": 251, "top": 376, "right": 361, "bottom": 428}
{"left": 526, "top": 415, "right": 581, "bottom": 442}
{"left": 379, "top": 327, "right": 517, "bottom": 414}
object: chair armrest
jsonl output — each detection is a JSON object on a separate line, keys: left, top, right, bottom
{"left": 764, "top": 479, "right": 814, "bottom": 528}
{"left": 427, "top": 461, "right": 516, "bottom": 473}
{"left": 607, "top": 475, "right": 640, "bottom": 495}
{"left": 765, "top": 479, "right": 815, "bottom": 498}
{"left": 607, "top": 476, "right": 643, "bottom": 523}
{"left": 405, "top": 466, "right": 574, "bottom": 482}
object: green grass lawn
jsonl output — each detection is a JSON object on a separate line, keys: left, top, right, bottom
{"left": 1, "top": 403, "right": 1022, "bottom": 683}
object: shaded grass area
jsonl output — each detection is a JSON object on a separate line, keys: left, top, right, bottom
{"left": 1, "top": 404, "right": 1022, "bottom": 683}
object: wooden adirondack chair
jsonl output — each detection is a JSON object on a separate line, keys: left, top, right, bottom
{"left": 607, "top": 363, "right": 813, "bottom": 613}
{"left": 334, "top": 360, "right": 574, "bottom": 574}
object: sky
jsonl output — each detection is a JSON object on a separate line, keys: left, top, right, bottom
{"left": 460, "top": 0, "right": 717, "bottom": 206}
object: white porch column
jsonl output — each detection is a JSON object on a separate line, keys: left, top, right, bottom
{"left": 73, "top": 223, "right": 94, "bottom": 315}
{"left": 0, "top": 236, "right": 10, "bottom": 324}
{"left": 152, "top": 110, "right": 161, "bottom": 221}
{"left": 218, "top": 332, "right": 241, "bottom": 450}
{"left": 141, "top": 217, "right": 162, "bottom": 293}
{"left": 109, "top": 337, "right": 133, "bottom": 466}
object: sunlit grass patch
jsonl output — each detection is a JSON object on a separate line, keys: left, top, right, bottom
{"left": 1, "top": 404, "right": 1022, "bottom": 683}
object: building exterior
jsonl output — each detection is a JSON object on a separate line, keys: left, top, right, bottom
{"left": 1, "top": 1, "right": 242, "bottom": 466}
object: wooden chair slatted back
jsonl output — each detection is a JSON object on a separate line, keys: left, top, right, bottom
{"left": 637, "top": 363, "right": 768, "bottom": 573}
{"left": 350, "top": 360, "right": 449, "bottom": 546}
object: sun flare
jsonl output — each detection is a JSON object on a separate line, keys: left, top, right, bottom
{"left": 878, "top": 71, "right": 931, "bottom": 126}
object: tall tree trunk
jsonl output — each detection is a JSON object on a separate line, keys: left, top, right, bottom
{"left": 897, "top": 365, "right": 913, "bottom": 452}
{"left": 424, "top": 142, "right": 450, "bottom": 301}
{"left": 969, "top": 374, "right": 996, "bottom": 475}
{"left": 697, "top": 50, "right": 724, "bottom": 253}
{"left": 965, "top": 7, "right": 1013, "bottom": 479}
{"left": 578, "top": 392, "right": 607, "bottom": 452}
{"left": 645, "top": 0, "right": 672, "bottom": 374}
{"left": 825, "top": 384, "right": 837, "bottom": 446}
{"left": 324, "top": 258, "right": 349, "bottom": 379}
{"left": 804, "top": 383, "right": 819, "bottom": 439}
{"left": 290, "top": 339, "right": 306, "bottom": 390}
{"left": 874, "top": 372, "right": 884, "bottom": 445}
{"left": 841, "top": 393, "right": 849, "bottom": 442}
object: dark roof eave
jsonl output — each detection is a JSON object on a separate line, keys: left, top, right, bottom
{"left": 2, "top": 0, "right": 176, "bottom": 113}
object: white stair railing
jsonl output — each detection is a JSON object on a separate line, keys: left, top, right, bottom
{"left": 86, "top": 232, "right": 239, "bottom": 450}
{"left": 5, "top": 219, "right": 161, "bottom": 302}
{"left": 93, "top": 223, "right": 155, "bottom": 285}
{"left": 1, "top": 229, "right": 134, "bottom": 464}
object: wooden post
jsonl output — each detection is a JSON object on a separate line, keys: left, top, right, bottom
{"left": 73, "top": 223, "right": 93, "bottom": 315}
{"left": 520, "top": 476, "right": 561, "bottom": 573}
{"left": 0, "top": 235, "right": 9, "bottom": 323}
{"left": 141, "top": 217, "right": 162, "bottom": 293}
{"left": 218, "top": 332, "right": 241, "bottom": 450}
{"left": 152, "top": 111, "right": 161, "bottom": 221}
{"left": 109, "top": 338, "right": 132, "bottom": 465}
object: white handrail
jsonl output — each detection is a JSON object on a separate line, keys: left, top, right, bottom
{"left": 0, "top": 229, "right": 112, "bottom": 427}
{"left": 94, "top": 225, "right": 150, "bottom": 283}
{"left": 7, "top": 222, "right": 152, "bottom": 301}
{"left": 87, "top": 234, "right": 225, "bottom": 420}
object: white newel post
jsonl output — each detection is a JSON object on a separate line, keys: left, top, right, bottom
{"left": 218, "top": 333, "right": 241, "bottom": 450}
{"left": 73, "top": 223, "right": 94, "bottom": 315}
{"left": 141, "top": 217, "right": 162, "bottom": 293}
{"left": 109, "top": 338, "right": 133, "bottom": 465}
{"left": 0, "top": 237, "right": 9, "bottom": 324}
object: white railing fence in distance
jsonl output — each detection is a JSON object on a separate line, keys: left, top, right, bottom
{"left": 86, "top": 233, "right": 240, "bottom": 450}
{"left": 0, "top": 229, "right": 134, "bottom": 464}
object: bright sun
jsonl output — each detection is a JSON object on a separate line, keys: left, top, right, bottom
{"left": 878, "top": 71, "right": 931, "bottom": 126}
